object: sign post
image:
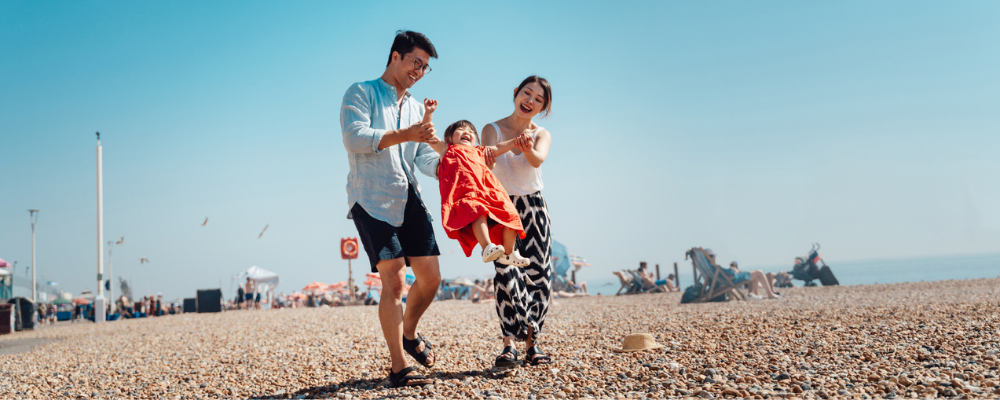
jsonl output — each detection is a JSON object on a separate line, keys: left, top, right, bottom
{"left": 340, "top": 238, "right": 359, "bottom": 301}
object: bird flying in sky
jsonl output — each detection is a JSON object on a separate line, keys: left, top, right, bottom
{"left": 258, "top": 224, "right": 269, "bottom": 239}
{"left": 202, "top": 217, "right": 208, "bottom": 226}
{"left": 140, "top": 258, "right": 149, "bottom": 264}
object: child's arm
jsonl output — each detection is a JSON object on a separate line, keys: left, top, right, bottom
{"left": 484, "top": 133, "right": 525, "bottom": 157}
{"left": 422, "top": 98, "right": 447, "bottom": 156}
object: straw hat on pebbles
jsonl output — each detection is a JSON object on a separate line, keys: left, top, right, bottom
{"left": 613, "top": 333, "right": 665, "bottom": 352}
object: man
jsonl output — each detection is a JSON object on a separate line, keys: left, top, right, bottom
{"left": 340, "top": 30, "right": 441, "bottom": 388}
{"left": 244, "top": 277, "right": 255, "bottom": 310}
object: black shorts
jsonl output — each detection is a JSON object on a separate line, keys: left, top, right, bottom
{"left": 352, "top": 185, "right": 440, "bottom": 272}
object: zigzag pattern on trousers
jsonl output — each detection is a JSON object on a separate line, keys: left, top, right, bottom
{"left": 493, "top": 192, "right": 552, "bottom": 342}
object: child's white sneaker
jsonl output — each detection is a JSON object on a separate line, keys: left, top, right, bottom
{"left": 497, "top": 250, "right": 530, "bottom": 267}
{"left": 482, "top": 243, "right": 504, "bottom": 263}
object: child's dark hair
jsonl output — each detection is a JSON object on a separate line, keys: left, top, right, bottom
{"left": 515, "top": 75, "right": 552, "bottom": 117}
{"left": 387, "top": 30, "right": 438, "bottom": 67}
{"left": 444, "top": 120, "right": 479, "bottom": 145}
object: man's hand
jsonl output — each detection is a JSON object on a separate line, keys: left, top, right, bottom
{"left": 404, "top": 121, "right": 437, "bottom": 143}
{"left": 426, "top": 134, "right": 442, "bottom": 146}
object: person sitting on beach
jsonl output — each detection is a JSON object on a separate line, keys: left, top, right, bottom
{"left": 663, "top": 274, "right": 680, "bottom": 292}
{"left": 728, "top": 261, "right": 781, "bottom": 299}
{"left": 425, "top": 113, "right": 531, "bottom": 268}
{"left": 636, "top": 264, "right": 669, "bottom": 292}
{"left": 613, "top": 270, "right": 632, "bottom": 285}
{"left": 703, "top": 253, "right": 780, "bottom": 300}
{"left": 566, "top": 278, "right": 588, "bottom": 294}
{"left": 470, "top": 279, "right": 496, "bottom": 303}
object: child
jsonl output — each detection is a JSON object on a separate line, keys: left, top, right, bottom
{"left": 422, "top": 99, "right": 529, "bottom": 267}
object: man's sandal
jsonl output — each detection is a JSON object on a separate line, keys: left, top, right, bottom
{"left": 388, "top": 366, "right": 431, "bottom": 388}
{"left": 526, "top": 346, "right": 552, "bottom": 366}
{"left": 494, "top": 346, "right": 524, "bottom": 368}
{"left": 402, "top": 333, "right": 435, "bottom": 368}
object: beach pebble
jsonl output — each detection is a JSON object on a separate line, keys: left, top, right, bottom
{"left": 1, "top": 278, "right": 999, "bottom": 399}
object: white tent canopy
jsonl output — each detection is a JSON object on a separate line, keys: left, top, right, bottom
{"left": 238, "top": 266, "right": 280, "bottom": 294}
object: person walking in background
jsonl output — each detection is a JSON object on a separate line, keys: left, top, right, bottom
{"left": 482, "top": 76, "right": 555, "bottom": 367}
{"left": 340, "top": 30, "right": 442, "bottom": 387}
{"left": 72, "top": 302, "right": 81, "bottom": 323}
{"left": 244, "top": 278, "right": 255, "bottom": 311}
{"left": 237, "top": 285, "right": 245, "bottom": 310}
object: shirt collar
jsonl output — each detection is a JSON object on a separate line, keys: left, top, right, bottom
{"left": 377, "top": 78, "right": 410, "bottom": 100}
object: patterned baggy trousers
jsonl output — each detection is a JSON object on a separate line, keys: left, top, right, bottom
{"left": 493, "top": 191, "right": 552, "bottom": 342}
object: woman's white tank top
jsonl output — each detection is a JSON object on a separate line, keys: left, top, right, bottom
{"left": 489, "top": 122, "right": 544, "bottom": 196}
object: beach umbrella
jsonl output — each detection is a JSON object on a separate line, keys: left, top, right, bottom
{"left": 327, "top": 281, "right": 347, "bottom": 290}
{"left": 302, "top": 282, "right": 327, "bottom": 292}
{"left": 0, "top": 258, "right": 8, "bottom": 268}
{"left": 287, "top": 293, "right": 307, "bottom": 301}
{"left": 363, "top": 273, "right": 382, "bottom": 287}
{"left": 451, "top": 277, "right": 475, "bottom": 286}
{"left": 53, "top": 297, "right": 71, "bottom": 305}
{"left": 72, "top": 298, "right": 90, "bottom": 305}
{"left": 569, "top": 255, "right": 590, "bottom": 267}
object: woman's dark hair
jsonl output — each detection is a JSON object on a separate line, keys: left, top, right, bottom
{"left": 444, "top": 120, "right": 479, "bottom": 145}
{"left": 387, "top": 30, "right": 438, "bottom": 67}
{"left": 514, "top": 75, "right": 552, "bottom": 116}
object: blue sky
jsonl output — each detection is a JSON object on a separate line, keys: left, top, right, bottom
{"left": 2, "top": 1, "right": 998, "bottom": 300}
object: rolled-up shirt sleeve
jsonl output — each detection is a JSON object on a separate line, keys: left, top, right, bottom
{"left": 414, "top": 142, "right": 440, "bottom": 179}
{"left": 341, "top": 83, "right": 386, "bottom": 154}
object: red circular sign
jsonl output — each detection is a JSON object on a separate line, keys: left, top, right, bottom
{"left": 341, "top": 237, "right": 359, "bottom": 259}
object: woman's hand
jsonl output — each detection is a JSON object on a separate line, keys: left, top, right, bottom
{"left": 515, "top": 133, "right": 534, "bottom": 153}
{"left": 483, "top": 147, "right": 496, "bottom": 166}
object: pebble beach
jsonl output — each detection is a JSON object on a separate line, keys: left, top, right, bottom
{"left": 2, "top": 278, "right": 999, "bottom": 399}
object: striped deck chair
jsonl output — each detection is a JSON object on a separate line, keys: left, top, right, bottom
{"left": 684, "top": 247, "right": 747, "bottom": 303}
{"left": 612, "top": 271, "right": 635, "bottom": 295}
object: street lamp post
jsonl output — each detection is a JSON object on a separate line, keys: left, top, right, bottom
{"left": 107, "top": 237, "right": 123, "bottom": 311}
{"left": 28, "top": 210, "right": 38, "bottom": 302}
{"left": 95, "top": 132, "right": 106, "bottom": 323}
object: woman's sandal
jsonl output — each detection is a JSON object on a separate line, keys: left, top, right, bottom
{"left": 526, "top": 346, "right": 552, "bottom": 366}
{"left": 402, "top": 333, "right": 435, "bottom": 368}
{"left": 494, "top": 346, "right": 524, "bottom": 368}
{"left": 388, "top": 366, "right": 431, "bottom": 388}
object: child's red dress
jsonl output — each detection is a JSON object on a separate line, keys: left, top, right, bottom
{"left": 438, "top": 145, "right": 525, "bottom": 257}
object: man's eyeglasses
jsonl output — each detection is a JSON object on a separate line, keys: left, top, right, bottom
{"left": 404, "top": 54, "right": 432, "bottom": 74}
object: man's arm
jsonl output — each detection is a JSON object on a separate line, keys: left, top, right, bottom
{"left": 341, "top": 83, "right": 435, "bottom": 153}
{"left": 414, "top": 142, "right": 442, "bottom": 179}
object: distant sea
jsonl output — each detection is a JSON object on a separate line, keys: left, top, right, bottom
{"left": 593, "top": 252, "right": 1000, "bottom": 293}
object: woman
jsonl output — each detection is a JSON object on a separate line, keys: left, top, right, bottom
{"left": 727, "top": 261, "right": 781, "bottom": 300}
{"left": 482, "top": 76, "right": 554, "bottom": 367}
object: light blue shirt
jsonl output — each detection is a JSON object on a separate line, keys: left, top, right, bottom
{"left": 340, "top": 78, "right": 439, "bottom": 227}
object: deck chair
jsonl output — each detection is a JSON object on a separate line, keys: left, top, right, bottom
{"left": 613, "top": 271, "right": 632, "bottom": 295}
{"left": 684, "top": 247, "right": 747, "bottom": 303}
{"left": 627, "top": 270, "right": 655, "bottom": 292}
{"left": 614, "top": 270, "right": 642, "bottom": 296}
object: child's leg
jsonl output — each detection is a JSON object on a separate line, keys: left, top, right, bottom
{"left": 502, "top": 227, "right": 517, "bottom": 255}
{"left": 470, "top": 215, "right": 492, "bottom": 249}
